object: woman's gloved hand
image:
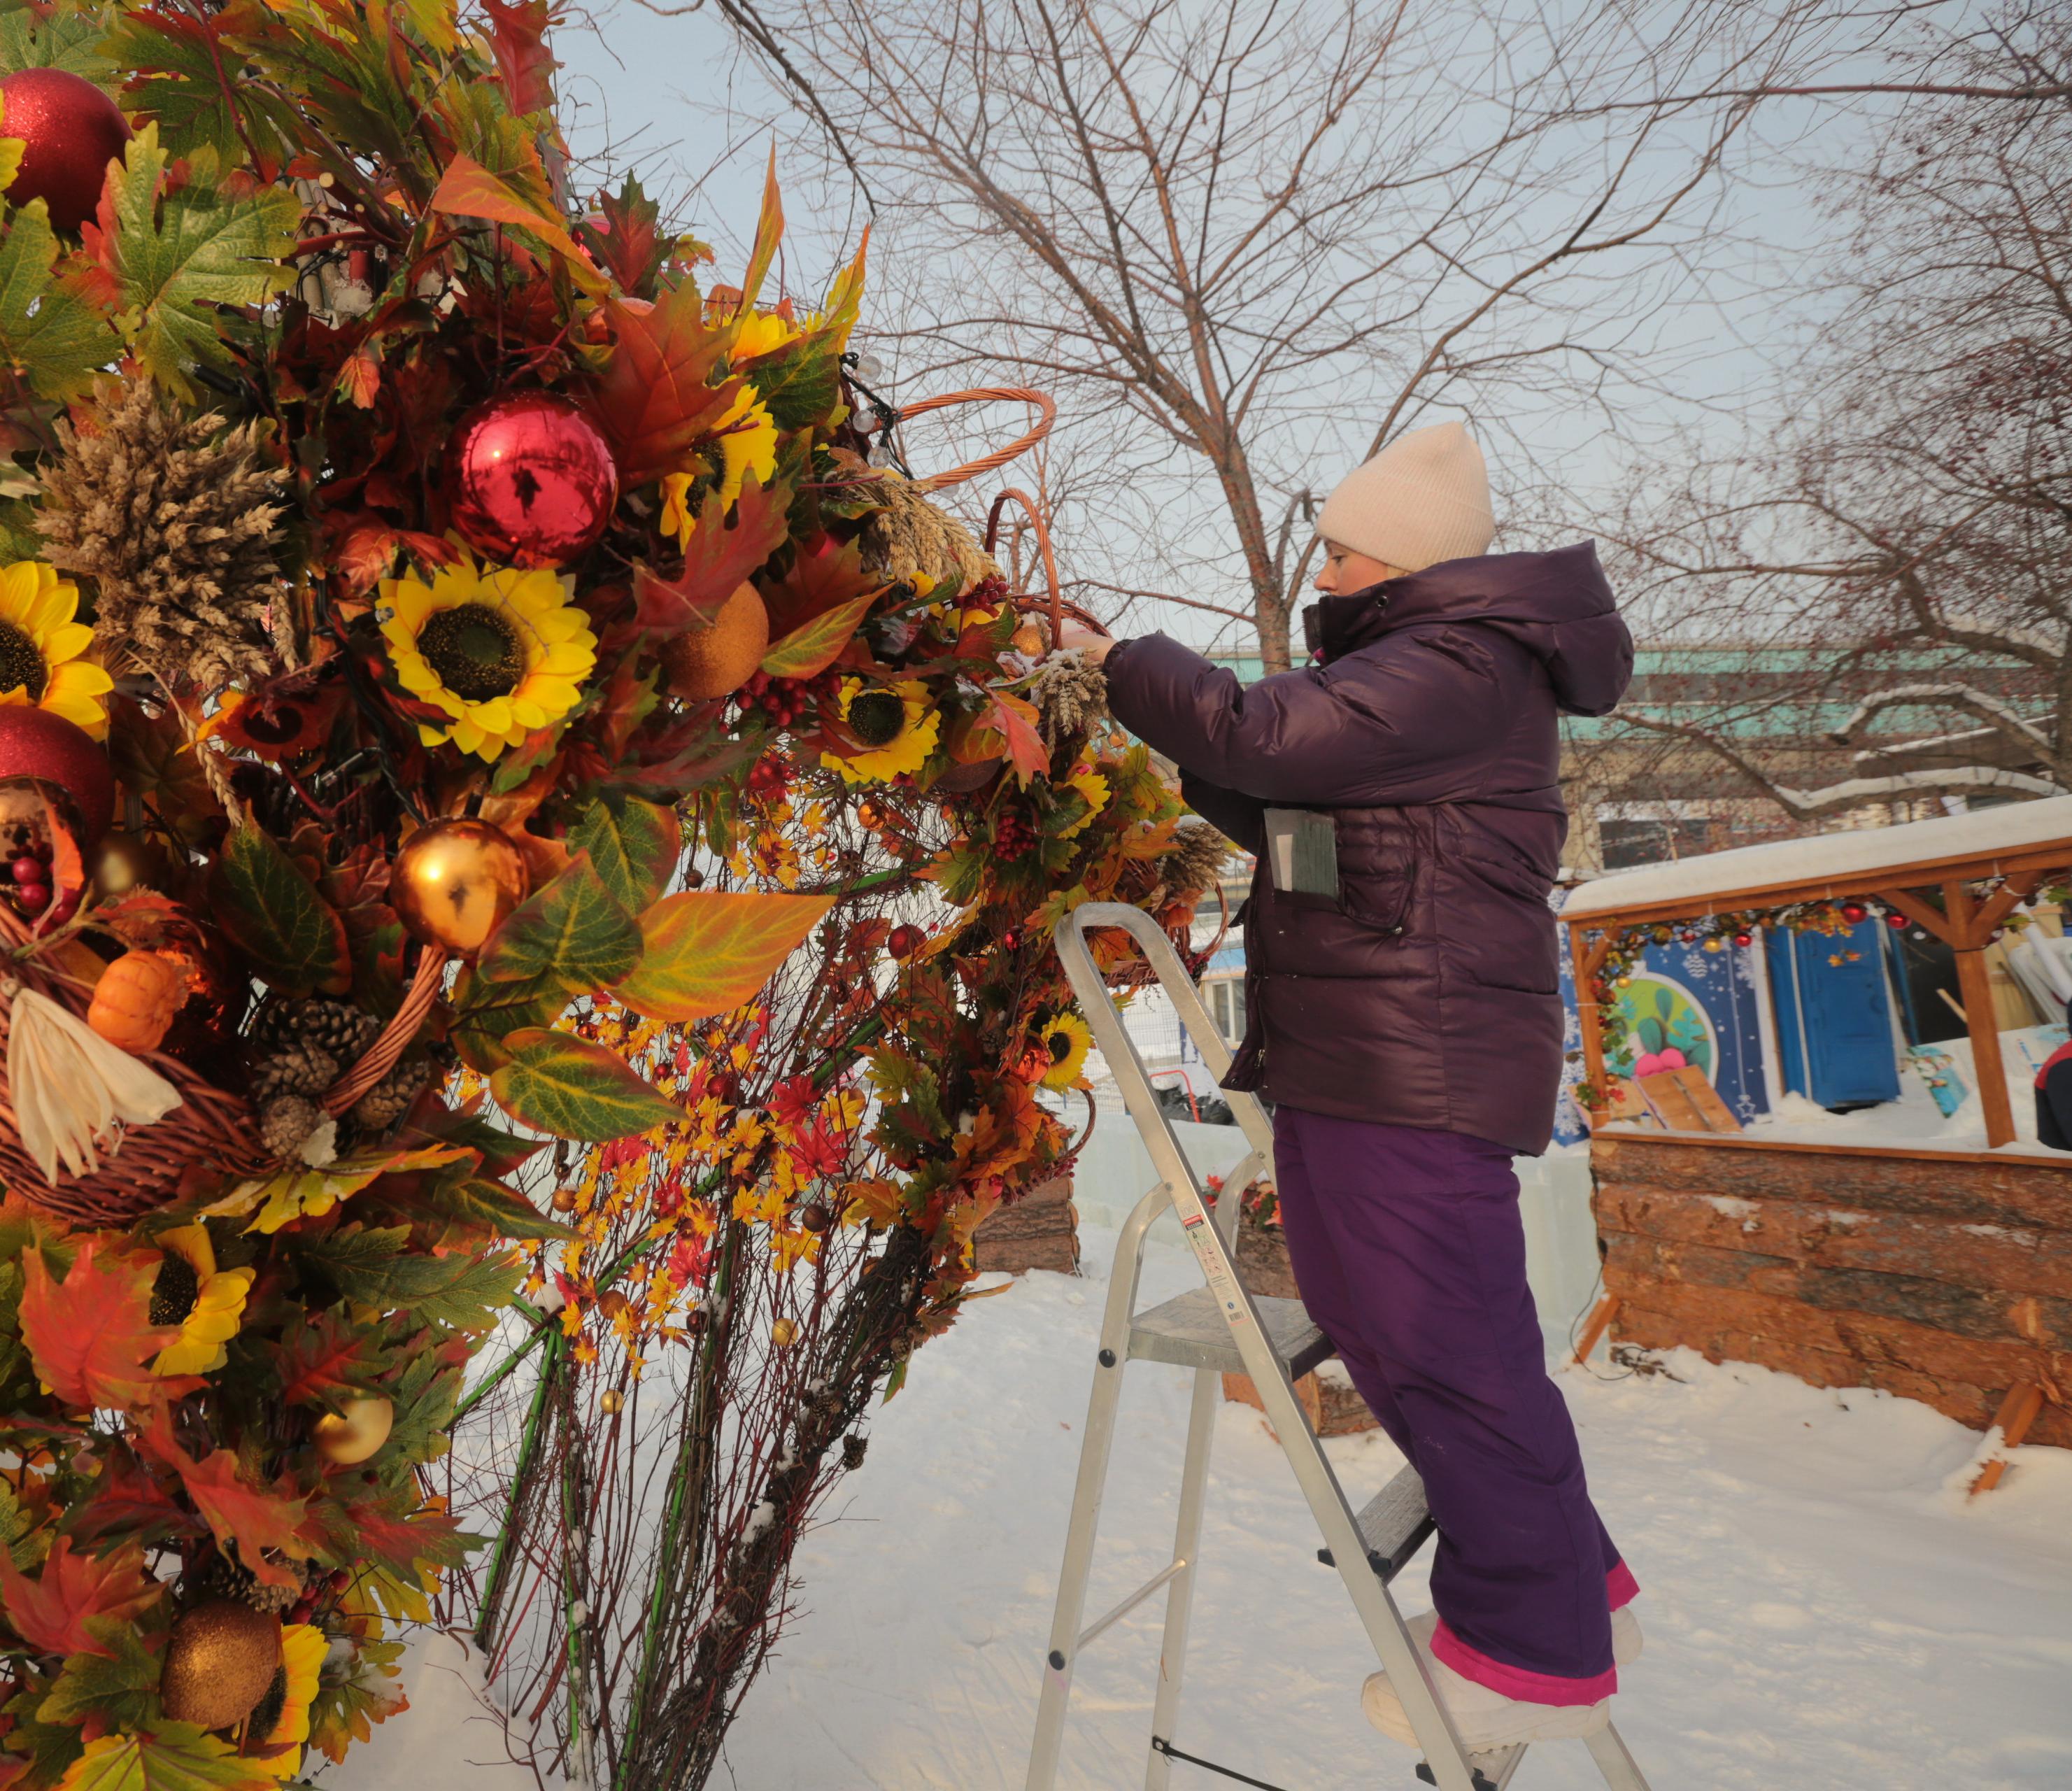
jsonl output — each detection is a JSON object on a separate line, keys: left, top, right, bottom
{"left": 1055, "top": 619, "right": 1115, "bottom": 665}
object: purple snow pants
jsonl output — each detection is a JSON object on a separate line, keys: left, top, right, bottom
{"left": 1270, "top": 1107, "right": 1636, "bottom": 1706}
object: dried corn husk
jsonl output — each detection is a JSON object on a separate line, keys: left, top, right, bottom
{"left": 6, "top": 984, "right": 182, "bottom": 1181}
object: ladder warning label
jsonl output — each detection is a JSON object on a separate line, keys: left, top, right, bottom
{"left": 1182, "top": 1214, "right": 1249, "bottom": 1326}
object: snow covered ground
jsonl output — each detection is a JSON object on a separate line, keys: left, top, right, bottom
{"left": 339, "top": 1213, "right": 2072, "bottom": 1791}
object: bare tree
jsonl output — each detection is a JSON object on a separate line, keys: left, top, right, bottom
{"left": 665, "top": 0, "right": 1840, "bottom": 670}
{"left": 1594, "top": 2, "right": 2072, "bottom": 826}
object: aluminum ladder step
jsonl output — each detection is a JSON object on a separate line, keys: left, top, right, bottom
{"left": 1316, "top": 1461, "right": 1438, "bottom": 1582}
{"left": 1128, "top": 1287, "right": 1333, "bottom": 1380}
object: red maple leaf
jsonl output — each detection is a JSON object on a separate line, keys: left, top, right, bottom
{"left": 273, "top": 1310, "right": 379, "bottom": 1406}
{"left": 141, "top": 1412, "right": 316, "bottom": 1591}
{"left": 632, "top": 476, "right": 793, "bottom": 635}
{"left": 760, "top": 530, "right": 883, "bottom": 639}
{"left": 0, "top": 1536, "right": 158, "bottom": 1658}
{"left": 579, "top": 285, "right": 739, "bottom": 486}
{"left": 18, "top": 1240, "right": 178, "bottom": 1412}
{"left": 482, "top": 0, "right": 558, "bottom": 115}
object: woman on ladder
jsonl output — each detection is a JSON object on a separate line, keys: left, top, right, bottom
{"left": 1063, "top": 421, "right": 1641, "bottom": 1753}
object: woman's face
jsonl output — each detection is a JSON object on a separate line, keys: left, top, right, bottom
{"left": 1313, "top": 540, "right": 1403, "bottom": 595}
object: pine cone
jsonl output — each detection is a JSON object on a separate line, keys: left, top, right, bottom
{"left": 350, "top": 1057, "right": 435, "bottom": 1136}
{"left": 197, "top": 1555, "right": 301, "bottom": 1615}
{"left": 259, "top": 1094, "right": 325, "bottom": 1161}
{"left": 250, "top": 1042, "right": 339, "bottom": 1106}
{"left": 36, "top": 380, "right": 288, "bottom": 692}
{"left": 257, "top": 998, "right": 381, "bottom": 1065}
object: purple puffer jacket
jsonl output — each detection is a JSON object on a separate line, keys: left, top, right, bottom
{"left": 1103, "top": 543, "right": 1632, "bottom": 1155}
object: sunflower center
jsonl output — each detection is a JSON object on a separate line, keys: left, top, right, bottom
{"left": 150, "top": 1254, "right": 200, "bottom": 1328}
{"left": 847, "top": 691, "right": 907, "bottom": 748}
{"left": 248, "top": 1664, "right": 288, "bottom": 1740}
{"left": 416, "top": 603, "right": 523, "bottom": 702}
{"left": 1049, "top": 1029, "right": 1072, "bottom": 1063}
{"left": 0, "top": 621, "right": 48, "bottom": 701}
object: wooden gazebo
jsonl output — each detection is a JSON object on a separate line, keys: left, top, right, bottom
{"left": 1559, "top": 798, "right": 2072, "bottom": 1457}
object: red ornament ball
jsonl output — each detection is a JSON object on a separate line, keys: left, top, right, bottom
{"left": 0, "top": 707, "right": 114, "bottom": 848}
{"left": 886, "top": 923, "right": 925, "bottom": 961}
{"left": 1732, "top": 930, "right": 1753, "bottom": 948}
{"left": 1884, "top": 910, "right": 1908, "bottom": 930}
{"left": 0, "top": 69, "right": 132, "bottom": 234}
{"left": 446, "top": 392, "right": 619, "bottom": 567}
{"left": 1839, "top": 901, "right": 1868, "bottom": 925}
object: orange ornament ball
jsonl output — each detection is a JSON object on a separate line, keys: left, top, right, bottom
{"left": 659, "top": 583, "right": 769, "bottom": 700}
{"left": 393, "top": 819, "right": 529, "bottom": 957}
{"left": 159, "top": 1601, "right": 281, "bottom": 1731}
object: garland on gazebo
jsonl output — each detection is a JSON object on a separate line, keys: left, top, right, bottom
{"left": 0, "top": 4, "right": 1221, "bottom": 1787}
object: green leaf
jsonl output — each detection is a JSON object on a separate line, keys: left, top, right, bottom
{"left": 52, "top": 1722, "right": 267, "bottom": 1791}
{"left": 615, "top": 889, "right": 832, "bottom": 1024}
{"left": 760, "top": 587, "right": 881, "bottom": 681}
{"left": 211, "top": 825, "right": 350, "bottom": 996}
{"left": 99, "top": 125, "right": 299, "bottom": 401}
{"left": 288, "top": 1226, "right": 520, "bottom": 1333}
{"left": 0, "top": 8, "right": 113, "bottom": 78}
{"left": 0, "top": 202, "right": 113, "bottom": 400}
{"left": 569, "top": 795, "right": 681, "bottom": 914}
{"left": 490, "top": 1030, "right": 681, "bottom": 1142}
{"left": 746, "top": 330, "right": 843, "bottom": 432}
{"left": 37, "top": 1620, "right": 161, "bottom": 1731}
{"left": 473, "top": 856, "right": 640, "bottom": 991}
{"left": 400, "top": 1105, "right": 544, "bottom": 1177}
{"left": 450, "top": 966, "right": 567, "bottom": 1073}
{"left": 423, "top": 1164, "right": 574, "bottom": 1243}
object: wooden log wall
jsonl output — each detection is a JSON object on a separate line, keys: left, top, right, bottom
{"left": 1594, "top": 1136, "right": 2071, "bottom": 1447}
{"left": 970, "top": 1173, "right": 1079, "bottom": 1276}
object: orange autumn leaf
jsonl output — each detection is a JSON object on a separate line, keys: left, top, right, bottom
{"left": 141, "top": 1411, "right": 315, "bottom": 1591}
{"left": 18, "top": 1239, "right": 178, "bottom": 1411}
{"left": 613, "top": 890, "right": 834, "bottom": 1023}
{"left": 427, "top": 150, "right": 604, "bottom": 295}
{"left": 580, "top": 284, "right": 741, "bottom": 486}
{"left": 0, "top": 1536, "right": 158, "bottom": 1658}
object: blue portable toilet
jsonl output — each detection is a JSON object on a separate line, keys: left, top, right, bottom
{"left": 1764, "top": 918, "right": 1901, "bottom": 1107}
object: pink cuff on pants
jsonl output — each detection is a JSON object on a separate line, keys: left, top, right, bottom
{"left": 1607, "top": 1559, "right": 1640, "bottom": 1611}
{"left": 1432, "top": 1620, "right": 1617, "bottom": 1706}
{"left": 1430, "top": 1567, "right": 1636, "bottom": 1709}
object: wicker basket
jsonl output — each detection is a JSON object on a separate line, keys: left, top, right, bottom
{"left": 0, "top": 912, "right": 446, "bottom": 1229}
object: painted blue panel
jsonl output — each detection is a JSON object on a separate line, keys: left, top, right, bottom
{"left": 1628, "top": 938, "right": 1771, "bottom": 1125}
{"left": 1765, "top": 919, "right": 1901, "bottom": 1107}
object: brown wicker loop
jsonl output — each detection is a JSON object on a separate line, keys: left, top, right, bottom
{"left": 895, "top": 388, "right": 1056, "bottom": 493}
{"left": 323, "top": 947, "right": 448, "bottom": 1117}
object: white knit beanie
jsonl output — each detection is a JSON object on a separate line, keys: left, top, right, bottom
{"left": 1315, "top": 421, "right": 1495, "bottom": 574}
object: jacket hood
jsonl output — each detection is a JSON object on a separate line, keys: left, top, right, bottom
{"left": 1302, "top": 541, "right": 1633, "bottom": 716}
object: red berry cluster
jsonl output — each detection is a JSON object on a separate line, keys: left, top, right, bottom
{"left": 745, "top": 753, "right": 792, "bottom": 802}
{"left": 992, "top": 805, "right": 1039, "bottom": 859}
{"left": 741, "top": 667, "right": 842, "bottom": 728}
{"left": 0, "top": 823, "right": 55, "bottom": 916}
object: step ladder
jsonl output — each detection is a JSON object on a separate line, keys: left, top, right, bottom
{"left": 1026, "top": 902, "right": 1653, "bottom": 1791}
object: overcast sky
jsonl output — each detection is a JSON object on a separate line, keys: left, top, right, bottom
{"left": 548, "top": 1, "right": 1904, "bottom": 653}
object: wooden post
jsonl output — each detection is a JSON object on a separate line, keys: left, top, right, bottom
{"left": 1971, "top": 1382, "right": 2045, "bottom": 1496}
{"left": 1572, "top": 1294, "right": 1621, "bottom": 1366}
{"left": 1946, "top": 879, "right": 2017, "bottom": 1148}
{"left": 1571, "top": 929, "right": 1611, "bottom": 1119}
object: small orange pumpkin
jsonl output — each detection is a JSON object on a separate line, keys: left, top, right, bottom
{"left": 85, "top": 949, "right": 189, "bottom": 1054}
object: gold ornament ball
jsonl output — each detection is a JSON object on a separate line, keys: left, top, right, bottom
{"left": 90, "top": 829, "right": 170, "bottom": 898}
{"left": 393, "top": 820, "right": 529, "bottom": 956}
{"left": 160, "top": 1601, "right": 281, "bottom": 1732}
{"left": 1011, "top": 622, "right": 1048, "bottom": 658}
{"left": 1702, "top": 936, "right": 1724, "bottom": 954}
{"left": 770, "top": 1317, "right": 798, "bottom": 1347}
{"left": 600, "top": 1389, "right": 623, "bottom": 1415}
{"left": 659, "top": 582, "right": 770, "bottom": 700}
{"left": 313, "top": 1394, "right": 395, "bottom": 1466}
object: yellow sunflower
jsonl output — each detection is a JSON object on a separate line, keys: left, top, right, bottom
{"left": 0, "top": 561, "right": 113, "bottom": 740}
{"left": 659, "top": 387, "right": 781, "bottom": 551}
{"left": 243, "top": 1621, "right": 325, "bottom": 1781}
{"left": 150, "top": 1224, "right": 254, "bottom": 1377}
{"left": 732, "top": 309, "right": 801, "bottom": 360}
{"left": 1056, "top": 760, "right": 1111, "bottom": 840}
{"left": 380, "top": 556, "right": 596, "bottom": 761}
{"left": 821, "top": 679, "right": 941, "bottom": 784}
{"left": 1037, "top": 1013, "right": 1093, "bottom": 1089}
